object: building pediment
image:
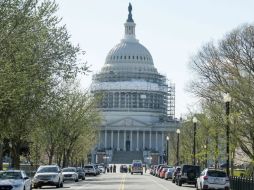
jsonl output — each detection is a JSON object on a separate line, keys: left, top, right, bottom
{"left": 107, "top": 117, "right": 148, "bottom": 127}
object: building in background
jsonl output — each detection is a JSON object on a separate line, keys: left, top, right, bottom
{"left": 90, "top": 3, "right": 179, "bottom": 164}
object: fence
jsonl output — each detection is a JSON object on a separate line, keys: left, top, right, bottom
{"left": 230, "top": 176, "right": 254, "bottom": 190}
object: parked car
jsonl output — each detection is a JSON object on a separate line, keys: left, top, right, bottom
{"left": 176, "top": 164, "right": 200, "bottom": 186}
{"left": 172, "top": 166, "right": 181, "bottom": 183}
{"left": 120, "top": 165, "right": 128, "bottom": 173}
{"left": 62, "top": 167, "right": 78, "bottom": 182}
{"left": 76, "top": 167, "right": 86, "bottom": 180}
{"left": 93, "top": 164, "right": 101, "bottom": 175}
{"left": 196, "top": 168, "right": 230, "bottom": 190}
{"left": 165, "top": 167, "right": 175, "bottom": 180}
{"left": 0, "top": 170, "right": 32, "bottom": 190}
{"left": 149, "top": 165, "right": 156, "bottom": 175}
{"left": 159, "top": 167, "right": 171, "bottom": 178}
{"left": 152, "top": 165, "right": 158, "bottom": 176}
{"left": 84, "top": 165, "right": 97, "bottom": 176}
{"left": 155, "top": 164, "right": 166, "bottom": 177}
{"left": 98, "top": 165, "right": 105, "bottom": 173}
{"left": 33, "top": 165, "right": 63, "bottom": 188}
{"left": 131, "top": 160, "right": 143, "bottom": 175}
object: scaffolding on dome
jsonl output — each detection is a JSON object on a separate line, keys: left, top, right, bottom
{"left": 167, "top": 82, "right": 175, "bottom": 120}
{"left": 91, "top": 71, "right": 176, "bottom": 121}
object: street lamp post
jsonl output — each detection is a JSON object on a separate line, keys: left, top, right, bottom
{"left": 166, "top": 136, "right": 169, "bottom": 165}
{"left": 224, "top": 93, "right": 231, "bottom": 176}
{"left": 202, "top": 144, "right": 208, "bottom": 168}
{"left": 176, "top": 129, "right": 180, "bottom": 166}
{"left": 193, "top": 116, "right": 198, "bottom": 165}
{"left": 103, "top": 155, "right": 109, "bottom": 172}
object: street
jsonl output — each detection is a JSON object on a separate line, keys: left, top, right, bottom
{"left": 56, "top": 172, "right": 196, "bottom": 190}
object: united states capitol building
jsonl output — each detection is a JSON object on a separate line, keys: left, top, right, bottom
{"left": 90, "top": 3, "right": 179, "bottom": 164}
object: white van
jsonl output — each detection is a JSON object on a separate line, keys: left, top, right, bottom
{"left": 131, "top": 160, "right": 143, "bottom": 175}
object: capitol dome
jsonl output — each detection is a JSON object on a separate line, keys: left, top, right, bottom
{"left": 91, "top": 3, "right": 172, "bottom": 117}
{"left": 99, "top": 7, "right": 158, "bottom": 75}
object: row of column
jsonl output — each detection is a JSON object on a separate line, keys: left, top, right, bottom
{"left": 99, "top": 130, "right": 165, "bottom": 152}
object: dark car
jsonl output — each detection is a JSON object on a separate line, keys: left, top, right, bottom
{"left": 120, "top": 165, "right": 128, "bottom": 173}
{"left": 176, "top": 164, "right": 201, "bottom": 187}
{"left": 76, "top": 167, "right": 85, "bottom": 180}
{"left": 172, "top": 166, "right": 181, "bottom": 183}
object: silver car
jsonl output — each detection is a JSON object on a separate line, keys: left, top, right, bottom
{"left": 62, "top": 167, "right": 78, "bottom": 182}
{"left": 33, "top": 165, "right": 63, "bottom": 188}
{"left": 84, "top": 165, "right": 97, "bottom": 176}
{"left": 196, "top": 168, "right": 230, "bottom": 190}
{"left": 0, "top": 170, "right": 32, "bottom": 190}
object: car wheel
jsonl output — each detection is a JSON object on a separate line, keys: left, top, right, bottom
{"left": 56, "top": 180, "right": 60, "bottom": 188}
{"left": 82, "top": 176, "right": 85, "bottom": 180}
{"left": 75, "top": 177, "right": 79, "bottom": 182}
{"left": 141, "top": 172, "right": 143, "bottom": 175}
{"left": 131, "top": 172, "right": 133, "bottom": 175}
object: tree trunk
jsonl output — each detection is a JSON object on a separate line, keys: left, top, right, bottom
{"left": 11, "top": 142, "right": 20, "bottom": 169}
{"left": 231, "top": 151, "right": 234, "bottom": 176}
{"left": 48, "top": 147, "right": 54, "bottom": 165}
{"left": 0, "top": 141, "right": 3, "bottom": 170}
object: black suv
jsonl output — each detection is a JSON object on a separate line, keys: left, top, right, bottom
{"left": 176, "top": 164, "right": 200, "bottom": 187}
{"left": 76, "top": 167, "right": 85, "bottom": 180}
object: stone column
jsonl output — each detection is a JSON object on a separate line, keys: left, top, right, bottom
{"left": 156, "top": 131, "right": 158, "bottom": 151}
{"left": 104, "top": 130, "right": 107, "bottom": 149}
{"left": 117, "top": 130, "right": 120, "bottom": 151}
{"left": 149, "top": 130, "right": 152, "bottom": 149}
{"left": 111, "top": 130, "right": 113, "bottom": 149}
{"left": 130, "top": 130, "right": 133, "bottom": 151}
{"left": 124, "top": 130, "right": 126, "bottom": 151}
{"left": 136, "top": 131, "right": 139, "bottom": 151}
{"left": 143, "top": 131, "right": 145, "bottom": 150}
{"left": 162, "top": 131, "right": 164, "bottom": 153}
{"left": 98, "top": 130, "right": 101, "bottom": 149}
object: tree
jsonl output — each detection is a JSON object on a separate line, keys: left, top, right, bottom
{"left": 189, "top": 24, "right": 254, "bottom": 162}
{"left": 0, "top": 0, "right": 87, "bottom": 169}
{"left": 30, "top": 83, "right": 100, "bottom": 167}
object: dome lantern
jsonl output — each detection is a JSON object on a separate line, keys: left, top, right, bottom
{"left": 124, "top": 3, "right": 136, "bottom": 41}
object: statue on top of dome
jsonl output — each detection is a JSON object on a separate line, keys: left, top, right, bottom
{"left": 127, "top": 3, "right": 134, "bottom": 22}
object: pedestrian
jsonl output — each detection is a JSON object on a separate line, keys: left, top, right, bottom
{"left": 113, "top": 164, "right": 116, "bottom": 173}
{"left": 110, "top": 165, "right": 112, "bottom": 173}
{"left": 128, "top": 165, "right": 131, "bottom": 173}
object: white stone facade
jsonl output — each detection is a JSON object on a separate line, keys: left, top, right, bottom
{"left": 90, "top": 4, "right": 178, "bottom": 164}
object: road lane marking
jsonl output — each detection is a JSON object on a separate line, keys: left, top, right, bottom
{"left": 119, "top": 173, "right": 126, "bottom": 190}
{"left": 149, "top": 177, "right": 170, "bottom": 190}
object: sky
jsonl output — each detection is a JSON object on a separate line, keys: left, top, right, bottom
{"left": 55, "top": 0, "right": 254, "bottom": 118}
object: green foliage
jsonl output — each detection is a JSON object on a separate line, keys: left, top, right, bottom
{"left": 188, "top": 23, "right": 254, "bottom": 164}
{"left": 0, "top": 0, "right": 91, "bottom": 169}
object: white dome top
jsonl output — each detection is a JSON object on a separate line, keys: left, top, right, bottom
{"left": 99, "top": 4, "right": 159, "bottom": 75}
{"left": 101, "top": 38, "right": 158, "bottom": 74}
{"left": 105, "top": 40, "right": 154, "bottom": 65}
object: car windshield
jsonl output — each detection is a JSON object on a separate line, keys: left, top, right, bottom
{"left": 0, "top": 171, "right": 22, "bottom": 180}
{"left": 207, "top": 170, "right": 226, "bottom": 177}
{"left": 133, "top": 163, "right": 142, "bottom": 167}
{"left": 182, "top": 165, "right": 200, "bottom": 174}
{"left": 62, "top": 168, "right": 76, "bottom": 172}
{"left": 37, "top": 167, "right": 58, "bottom": 173}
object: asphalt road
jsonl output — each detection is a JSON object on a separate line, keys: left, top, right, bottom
{"left": 41, "top": 172, "right": 196, "bottom": 190}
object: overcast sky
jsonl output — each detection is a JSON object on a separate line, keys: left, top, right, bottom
{"left": 55, "top": 0, "right": 254, "bottom": 118}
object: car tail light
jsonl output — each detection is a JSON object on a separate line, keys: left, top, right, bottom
{"left": 203, "top": 176, "right": 208, "bottom": 180}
